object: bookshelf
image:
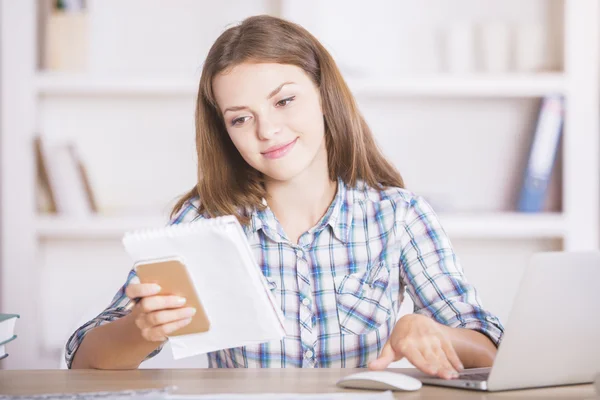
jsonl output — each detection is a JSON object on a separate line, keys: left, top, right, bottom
{"left": 35, "top": 212, "right": 566, "bottom": 240}
{"left": 37, "top": 72, "right": 567, "bottom": 98}
{"left": 1, "top": 0, "right": 599, "bottom": 370}
{"left": 36, "top": 215, "right": 166, "bottom": 239}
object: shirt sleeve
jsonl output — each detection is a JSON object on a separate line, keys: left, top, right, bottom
{"left": 398, "top": 195, "right": 504, "bottom": 347}
{"left": 65, "top": 197, "right": 203, "bottom": 369}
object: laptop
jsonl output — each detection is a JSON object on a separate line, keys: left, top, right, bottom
{"left": 412, "top": 251, "right": 600, "bottom": 391}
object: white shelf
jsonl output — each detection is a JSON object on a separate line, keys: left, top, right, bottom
{"left": 36, "top": 212, "right": 566, "bottom": 240}
{"left": 36, "top": 72, "right": 567, "bottom": 97}
{"left": 348, "top": 73, "right": 567, "bottom": 98}
{"left": 36, "top": 214, "right": 166, "bottom": 239}
{"left": 36, "top": 73, "right": 199, "bottom": 96}
{"left": 438, "top": 212, "right": 566, "bottom": 239}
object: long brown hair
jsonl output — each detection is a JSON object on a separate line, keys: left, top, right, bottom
{"left": 172, "top": 15, "right": 404, "bottom": 225}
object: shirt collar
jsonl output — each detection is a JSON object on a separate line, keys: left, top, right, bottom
{"left": 248, "top": 178, "right": 353, "bottom": 244}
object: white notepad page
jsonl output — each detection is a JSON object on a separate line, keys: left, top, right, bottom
{"left": 122, "top": 216, "right": 286, "bottom": 359}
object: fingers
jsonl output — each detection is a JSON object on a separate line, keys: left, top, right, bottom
{"left": 136, "top": 307, "right": 197, "bottom": 330}
{"left": 368, "top": 342, "right": 396, "bottom": 370}
{"left": 442, "top": 338, "right": 464, "bottom": 373}
{"left": 407, "top": 337, "right": 460, "bottom": 380}
{"left": 433, "top": 346, "right": 459, "bottom": 380}
{"left": 140, "top": 317, "right": 194, "bottom": 342}
{"left": 398, "top": 345, "right": 436, "bottom": 376}
{"left": 125, "top": 283, "right": 161, "bottom": 299}
{"left": 138, "top": 295, "right": 187, "bottom": 313}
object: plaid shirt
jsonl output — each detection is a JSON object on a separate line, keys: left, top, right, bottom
{"left": 66, "top": 179, "right": 503, "bottom": 368}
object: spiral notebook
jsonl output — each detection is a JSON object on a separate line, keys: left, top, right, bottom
{"left": 122, "top": 215, "right": 286, "bottom": 360}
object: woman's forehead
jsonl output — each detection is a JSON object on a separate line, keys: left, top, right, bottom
{"left": 213, "top": 63, "right": 312, "bottom": 107}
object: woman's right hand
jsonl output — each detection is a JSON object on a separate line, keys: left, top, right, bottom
{"left": 125, "top": 283, "right": 197, "bottom": 342}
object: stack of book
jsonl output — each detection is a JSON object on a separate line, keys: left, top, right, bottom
{"left": 0, "top": 313, "right": 19, "bottom": 361}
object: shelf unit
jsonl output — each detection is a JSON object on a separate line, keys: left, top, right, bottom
{"left": 37, "top": 72, "right": 567, "bottom": 98}
{"left": 2, "top": 0, "right": 599, "bottom": 370}
{"left": 36, "top": 215, "right": 166, "bottom": 239}
{"left": 36, "top": 212, "right": 566, "bottom": 240}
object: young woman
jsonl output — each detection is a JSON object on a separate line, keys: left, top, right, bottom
{"left": 66, "top": 15, "right": 503, "bottom": 379}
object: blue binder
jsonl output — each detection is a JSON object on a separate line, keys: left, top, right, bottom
{"left": 517, "top": 95, "right": 564, "bottom": 213}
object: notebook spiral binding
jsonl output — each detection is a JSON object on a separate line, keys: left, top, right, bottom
{"left": 123, "top": 215, "right": 240, "bottom": 242}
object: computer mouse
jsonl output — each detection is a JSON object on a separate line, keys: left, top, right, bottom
{"left": 336, "top": 371, "right": 423, "bottom": 392}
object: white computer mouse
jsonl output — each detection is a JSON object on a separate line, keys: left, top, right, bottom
{"left": 336, "top": 371, "right": 422, "bottom": 392}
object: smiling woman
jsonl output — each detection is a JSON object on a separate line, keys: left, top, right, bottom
{"left": 66, "top": 15, "right": 503, "bottom": 378}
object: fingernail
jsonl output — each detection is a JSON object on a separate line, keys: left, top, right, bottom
{"left": 151, "top": 284, "right": 161, "bottom": 292}
{"left": 176, "top": 297, "right": 186, "bottom": 305}
{"left": 185, "top": 307, "right": 197, "bottom": 316}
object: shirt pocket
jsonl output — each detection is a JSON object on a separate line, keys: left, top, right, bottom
{"left": 263, "top": 275, "right": 283, "bottom": 314}
{"left": 333, "top": 260, "right": 393, "bottom": 335}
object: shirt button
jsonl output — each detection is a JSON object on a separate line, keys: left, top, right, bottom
{"left": 304, "top": 350, "right": 314, "bottom": 358}
{"left": 296, "top": 249, "right": 303, "bottom": 257}
{"left": 302, "top": 298, "right": 310, "bottom": 306}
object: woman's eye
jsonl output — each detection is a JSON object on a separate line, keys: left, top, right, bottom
{"left": 231, "top": 116, "right": 250, "bottom": 126}
{"left": 276, "top": 96, "right": 295, "bottom": 107}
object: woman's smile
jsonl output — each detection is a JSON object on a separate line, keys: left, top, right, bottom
{"left": 261, "top": 137, "right": 298, "bottom": 160}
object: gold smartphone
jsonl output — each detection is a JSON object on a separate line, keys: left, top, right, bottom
{"left": 134, "top": 256, "right": 210, "bottom": 336}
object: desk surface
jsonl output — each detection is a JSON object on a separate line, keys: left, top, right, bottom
{"left": 0, "top": 369, "right": 595, "bottom": 399}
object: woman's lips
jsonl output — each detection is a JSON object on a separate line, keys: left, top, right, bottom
{"left": 262, "top": 138, "right": 298, "bottom": 160}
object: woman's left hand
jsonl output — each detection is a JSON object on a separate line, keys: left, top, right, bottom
{"left": 368, "top": 314, "right": 464, "bottom": 380}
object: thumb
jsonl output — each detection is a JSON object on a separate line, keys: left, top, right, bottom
{"left": 368, "top": 341, "right": 397, "bottom": 370}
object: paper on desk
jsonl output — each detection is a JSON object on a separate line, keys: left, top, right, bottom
{"left": 166, "top": 393, "right": 395, "bottom": 400}
{"left": 0, "top": 390, "right": 395, "bottom": 400}
{"left": 123, "top": 218, "right": 286, "bottom": 359}
{"left": 0, "top": 386, "right": 177, "bottom": 399}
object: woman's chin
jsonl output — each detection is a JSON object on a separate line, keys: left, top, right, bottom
{"left": 261, "top": 165, "right": 306, "bottom": 183}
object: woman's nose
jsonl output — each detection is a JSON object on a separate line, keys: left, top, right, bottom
{"left": 257, "top": 116, "right": 281, "bottom": 140}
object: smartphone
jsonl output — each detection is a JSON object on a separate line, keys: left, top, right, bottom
{"left": 133, "top": 256, "right": 210, "bottom": 336}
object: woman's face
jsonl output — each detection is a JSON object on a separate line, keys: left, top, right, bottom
{"left": 213, "top": 62, "right": 326, "bottom": 183}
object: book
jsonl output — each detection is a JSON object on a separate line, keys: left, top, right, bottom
{"left": 0, "top": 334, "right": 17, "bottom": 360}
{"left": 122, "top": 215, "right": 286, "bottom": 360}
{"left": 34, "top": 136, "right": 97, "bottom": 216}
{"left": 0, "top": 313, "right": 19, "bottom": 344}
{"left": 34, "top": 136, "right": 58, "bottom": 213}
{"left": 517, "top": 95, "right": 564, "bottom": 212}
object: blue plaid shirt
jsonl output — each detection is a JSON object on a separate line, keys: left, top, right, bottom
{"left": 66, "top": 179, "right": 503, "bottom": 368}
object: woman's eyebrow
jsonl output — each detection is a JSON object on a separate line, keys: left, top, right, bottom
{"left": 223, "top": 81, "right": 295, "bottom": 114}
{"left": 267, "top": 81, "right": 295, "bottom": 99}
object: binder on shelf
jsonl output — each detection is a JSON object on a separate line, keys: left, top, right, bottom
{"left": 0, "top": 313, "right": 19, "bottom": 345}
{"left": 34, "top": 136, "right": 98, "bottom": 216}
{"left": 517, "top": 95, "right": 564, "bottom": 213}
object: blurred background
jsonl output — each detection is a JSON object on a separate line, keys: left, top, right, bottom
{"left": 1, "top": 0, "right": 598, "bottom": 369}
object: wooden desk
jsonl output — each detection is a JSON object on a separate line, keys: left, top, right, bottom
{"left": 0, "top": 369, "right": 595, "bottom": 399}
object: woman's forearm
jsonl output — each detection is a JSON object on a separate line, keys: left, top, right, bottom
{"left": 442, "top": 326, "right": 498, "bottom": 369}
{"left": 70, "top": 311, "right": 162, "bottom": 370}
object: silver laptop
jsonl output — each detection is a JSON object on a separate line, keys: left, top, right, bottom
{"left": 413, "top": 251, "right": 600, "bottom": 391}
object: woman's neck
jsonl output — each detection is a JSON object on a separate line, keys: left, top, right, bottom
{"left": 264, "top": 152, "right": 337, "bottom": 244}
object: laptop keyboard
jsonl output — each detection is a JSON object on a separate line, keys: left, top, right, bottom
{"left": 458, "top": 372, "right": 490, "bottom": 381}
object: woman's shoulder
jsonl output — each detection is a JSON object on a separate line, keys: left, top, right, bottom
{"left": 169, "top": 195, "right": 205, "bottom": 225}
{"left": 353, "top": 180, "right": 421, "bottom": 209}
{"left": 351, "top": 181, "right": 436, "bottom": 225}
